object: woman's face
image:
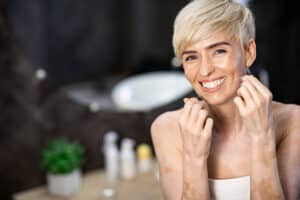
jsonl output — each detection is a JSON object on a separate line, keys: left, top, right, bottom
{"left": 181, "top": 32, "right": 256, "bottom": 106}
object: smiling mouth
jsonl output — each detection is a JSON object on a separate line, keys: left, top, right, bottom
{"left": 200, "top": 78, "right": 225, "bottom": 90}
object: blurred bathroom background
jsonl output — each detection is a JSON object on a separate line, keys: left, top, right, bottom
{"left": 1, "top": 0, "right": 299, "bottom": 199}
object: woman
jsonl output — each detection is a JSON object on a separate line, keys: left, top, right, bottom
{"left": 151, "top": 0, "right": 300, "bottom": 199}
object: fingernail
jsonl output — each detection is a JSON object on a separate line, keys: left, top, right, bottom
{"left": 183, "top": 98, "right": 188, "bottom": 103}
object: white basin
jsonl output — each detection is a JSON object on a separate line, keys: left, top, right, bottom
{"left": 111, "top": 71, "right": 192, "bottom": 111}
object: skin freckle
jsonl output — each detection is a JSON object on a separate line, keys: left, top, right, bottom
{"left": 253, "top": 178, "right": 281, "bottom": 199}
{"left": 164, "top": 166, "right": 173, "bottom": 174}
{"left": 177, "top": 147, "right": 183, "bottom": 155}
{"left": 183, "top": 181, "right": 199, "bottom": 199}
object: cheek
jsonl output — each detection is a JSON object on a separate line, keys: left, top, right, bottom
{"left": 183, "top": 66, "right": 199, "bottom": 83}
{"left": 229, "top": 71, "right": 243, "bottom": 94}
{"left": 223, "top": 54, "right": 246, "bottom": 79}
{"left": 232, "top": 51, "right": 247, "bottom": 72}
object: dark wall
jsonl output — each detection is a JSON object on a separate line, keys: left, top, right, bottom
{"left": 7, "top": 0, "right": 123, "bottom": 84}
{"left": 0, "top": 2, "right": 43, "bottom": 199}
{"left": 7, "top": 0, "right": 188, "bottom": 85}
{"left": 251, "top": 0, "right": 300, "bottom": 104}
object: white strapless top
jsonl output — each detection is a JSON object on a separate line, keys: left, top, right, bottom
{"left": 209, "top": 176, "right": 250, "bottom": 200}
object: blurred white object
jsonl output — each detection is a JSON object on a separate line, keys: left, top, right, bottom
{"left": 47, "top": 170, "right": 81, "bottom": 196}
{"left": 103, "top": 131, "right": 118, "bottom": 153}
{"left": 234, "top": 0, "right": 250, "bottom": 6}
{"left": 63, "top": 82, "right": 116, "bottom": 111}
{"left": 35, "top": 68, "right": 47, "bottom": 80}
{"left": 103, "top": 131, "right": 119, "bottom": 185}
{"left": 209, "top": 176, "right": 250, "bottom": 200}
{"left": 89, "top": 102, "right": 101, "bottom": 112}
{"left": 111, "top": 71, "right": 192, "bottom": 111}
{"left": 120, "top": 138, "right": 136, "bottom": 180}
{"left": 171, "top": 57, "right": 182, "bottom": 68}
{"left": 101, "top": 187, "right": 117, "bottom": 199}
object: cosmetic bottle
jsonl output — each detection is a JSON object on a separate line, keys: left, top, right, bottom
{"left": 103, "top": 131, "right": 119, "bottom": 185}
{"left": 120, "top": 138, "right": 136, "bottom": 180}
{"left": 136, "top": 143, "right": 153, "bottom": 174}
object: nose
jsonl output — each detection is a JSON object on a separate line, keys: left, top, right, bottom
{"left": 199, "top": 56, "right": 215, "bottom": 76}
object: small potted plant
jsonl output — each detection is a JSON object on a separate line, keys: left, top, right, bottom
{"left": 41, "top": 137, "right": 85, "bottom": 196}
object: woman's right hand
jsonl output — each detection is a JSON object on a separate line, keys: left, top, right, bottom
{"left": 178, "top": 98, "right": 214, "bottom": 161}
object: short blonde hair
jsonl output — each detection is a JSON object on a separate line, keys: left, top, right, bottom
{"left": 173, "top": 0, "right": 255, "bottom": 58}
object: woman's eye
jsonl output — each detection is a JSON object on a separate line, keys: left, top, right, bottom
{"left": 214, "top": 49, "right": 227, "bottom": 55}
{"left": 184, "top": 55, "right": 197, "bottom": 62}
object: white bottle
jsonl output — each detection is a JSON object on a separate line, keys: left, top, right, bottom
{"left": 136, "top": 143, "right": 153, "bottom": 174}
{"left": 103, "top": 131, "right": 119, "bottom": 185}
{"left": 120, "top": 138, "right": 136, "bottom": 180}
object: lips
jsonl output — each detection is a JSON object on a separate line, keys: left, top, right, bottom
{"left": 200, "top": 77, "right": 225, "bottom": 92}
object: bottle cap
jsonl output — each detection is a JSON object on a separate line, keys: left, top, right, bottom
{"left": 103, "top": 131, "right": 118, "bottom": 153}
{"left": 136, "top": 143, "right": 152, "bottom": 160}
{"left": 104, "top": 131, "right": 118, "bottom": 144}
{"left": 121, "top": 138, "right": 135, "bottom": 155}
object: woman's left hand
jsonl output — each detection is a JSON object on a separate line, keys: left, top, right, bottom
{"left": 233, "top": 75, "right": 275, "bottom": 142}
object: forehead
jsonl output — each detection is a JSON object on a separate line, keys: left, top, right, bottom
{"left": 184, "top": 32, "right": 239, "bottom": 52}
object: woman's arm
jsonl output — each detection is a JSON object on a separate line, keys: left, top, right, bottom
{"left": 234, "top": 75, "right": 285, "bottom": 199}
{"left": 250, "top": 132, "right": 284, "bottom": 199}
{"left": 179, "top": 99, "right": 213, "bottom": 200}
{"left": 251, "top": 106, "right": 300, "bottom": 200}
{"left": 151, "top": 98, "right": 213, "bottom": 200}
{"left": 151, "top": 112, "right": 183, "bottom": 200}
{"left": 277, "top": 107, "right": 300, "bottom": 200}
{"left": 239, "top": 103, "right": 300, "bottom": 200}
{"left": 182, "top": 153, "right": 210, "bottom": 200}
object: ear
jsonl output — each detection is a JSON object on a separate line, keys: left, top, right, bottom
{"left": 245, "top": 39, "right": 256, "bottom": 68}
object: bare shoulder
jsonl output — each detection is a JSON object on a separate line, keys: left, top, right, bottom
{"left": 284, "top": 103, "right": 300, "bottom": 132}
{"left": 272, "top": 101, "right": 300, "bottom": 138}
{"left": 150, "top": 109, "right": 183, "bottom": 165}
{"left": 151, "top": 109, "right": 182, "bottom": 139}
{"left": 151, "top": 110, "right": 184, "bottom": 199}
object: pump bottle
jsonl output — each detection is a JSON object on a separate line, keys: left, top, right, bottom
{"left": 120, "top": 138, "right": 136, "bottom": 180}
{"left": 103, "top": 131, "right": 119, "bottom": 185}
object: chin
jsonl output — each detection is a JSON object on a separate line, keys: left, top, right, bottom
{"left": 196, "top": 90, "right": 237, "bottom": 106}
{"left": 207, "top": 96, "right": 235, "bottom": 106}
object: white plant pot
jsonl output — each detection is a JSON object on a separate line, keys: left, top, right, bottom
{"left": 47, "top": 169, "right": 81, "bottom": 196}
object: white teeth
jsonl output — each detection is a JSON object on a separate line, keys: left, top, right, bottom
{"left": 202, "top": 78, "right": 225, "bottom": 89}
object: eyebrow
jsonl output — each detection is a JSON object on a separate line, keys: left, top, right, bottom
{"left": 205, "top": 41, "right": 231, "bottom": 49}
{"left": 181, "top": 50, "right": 197, "bottom": 56}
{"left": 181, "top": 41, "right": 231, "bottom": 56}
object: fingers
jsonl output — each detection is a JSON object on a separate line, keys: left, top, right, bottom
{"left": 245, "top": 75, "right": 272, "bottom": 100}
{"left": 184, "top": 97, "right": 200, "bottom": 104}
{"left": 239, "top": 75, "right": 272, "bottom": 102}
{"left": 195, "top": 109, "right": 208, "bottom": 130}
{"left": 204, "top": 118, "right": 213, "bottom": 134}
{"left": 235, "top": 75, "right": 273, "bottom": 115}
{"left": 180, "top": 97, "right": 213, "bottom": 135}
{"left": 190, "top": 103, "right": 203, "bottom": 124}
{"left": 233, "top": 96, "right": 246, "bottom": 115}
{"left": 181, "top": 100, "right": 193, "bottom": 124}
{"left": 237, "top": 81, "right": 255, "bottom": 108}
{"left": 181, "top": 97, "right": 203, "bottom": 124}
{"left": 240, "top": 79, "right": 261, "bottom": 105}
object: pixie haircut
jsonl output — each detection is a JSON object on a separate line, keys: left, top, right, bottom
{"left": 173, "top": 0, "right": 255, "bottom": 58}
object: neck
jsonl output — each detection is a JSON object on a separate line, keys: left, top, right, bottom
{"left": 208, "top": 100, "right": 243, "bottom": 136}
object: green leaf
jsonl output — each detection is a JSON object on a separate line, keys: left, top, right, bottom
{"left": 41, "top": 137, "right": 85, "bottom": 174}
